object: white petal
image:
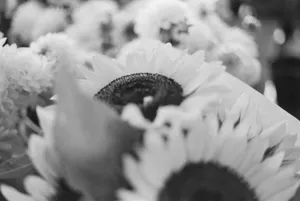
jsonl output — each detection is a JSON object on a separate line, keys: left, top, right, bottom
{"left": 123, "top": 155, "right": 157, "bottom": 201}
{"left": 172, "top": 51, "right": 205, "bottom": 87}
{"left": 260, "top": 122, "right": 287, "bottom": 147}
{"left": 238, "top": 137, "right": 269, "bottom": 174}
{"left": 77, "top": 79, "right": 99, "bottom": 97}
{"left": 230, "top": 94, "right": 250, "bottom": 120}
{"left": 121, "top": 104, "right": 151, "bottom": 129}
{"left": 117, "top": 189, "right": 148, "bottom": 201}
{"left": 189, "top": 83, "right": 231, "bottom": 97}
{"left": 217, "top": 135, "right": 247, "bottom": 169}
{"left": 194, "top": 61, "right": 225, "bottom": 87}
{"left": 248, "top": 152, "right": 285, "bottom": 187}
{"left": 92, "top": 54, "right": 124, "bottom": 79}
{"left": 140, "top": 131, "right": 173, "bottom": 189}
{"left": 24, "top": 176, "right": 55, "bottom": 201}
{"left": 1, "top": 185, "right": 33, "bottom": 201}
{"left": 125, "top": 52, "right": 149, "bottom": 74}
{"left": 50, "top": 95, "right": 57, "bottom": 101}
{"left": 80, "top": 66, "right": 107, "bottom": 89}
{"left": 27, "top": 135, "right": 57, "bottom": 185}
{"left": 284, "top": 147, "right": 300, "bottom": 161}
{"left": 203, "top": 133, "right": 220, "bottom": 162}
{"left": 186, "top": 119, "right": 208, "bottom": 162}
{"left": 218, "top": 110, "right": 238, "bottom": 138}
{"left": 277, "top": 135, "right": 298, "bottom": 152}
{"left": 257, "top": 166, "right": 297, "bottom": 200}
{"left": 265, "top": 183, "right": 299, "bottom": 201}
{"left": 168, "top": 129, "right": 187, "bottom": 171}
{"left": 36, "top": 106, "right": 55, "bottom": 145}
{"left": 180, "top": 94, "right": 219, "bottom": 112}
{"left": 152, "top": 48, "right": 174, "bottom": 76}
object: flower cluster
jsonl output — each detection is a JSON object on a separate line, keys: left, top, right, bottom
{"left": 6, "top": 0, "right": 262, "bottom": 86}
{"left": 1, "top": 51, "right": 299, "bottom": 201}
{"left": 0, "top": 0, "right": 297, "bottom": 200}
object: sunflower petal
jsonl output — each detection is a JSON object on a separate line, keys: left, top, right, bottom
{"left": 257, "top": 165, "right": 297, "bottom": 200}
{"left": 24, "top": 176, "right": 55, "bottom": 200}
{"left": 1, "top": 185, "right": 33, "bottom": 201}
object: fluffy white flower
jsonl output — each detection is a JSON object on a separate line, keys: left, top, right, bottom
{"left": 112, "top": 0, "right": 151, "bottom": 47}
{"left": 72, "top": 0, "right": 118, "bottom": 23}
{"left": 221, "top": 27, "right": 259, "bottom": 58}
{"left": 210, "top": 43, "right": 261, "bottom": 86}
{"left": 31, "top": 8, "right": 69, "bottom": 41}
{"left": 47, "top": 0, "right": 81, "bottom": 9}
{"left": 181, "top": 21, "right": 218, "bottom": 53}
{"left": 135, "top": 0, "right": 196, "bottom": 37}
{"left": 134, "top": 0, "right": 217, "bottom": 53}
{"left": 66, "top": 0, "right": 118, "bottom": 53}
{"left": 186, "top": 0, "right": 218, "bottom": 17}
{"left": 65, "top": 19, "right": 104, "bottom": 52}
{"left": 1, "top": 45, "right": 52, "bottom": 93}
{"left": 136, "top": 0, "right": 196, "bottom": 36}
{"left": 10, "top": 1, "right": 45, "bottom": 44}
{"left": 30, "top": 33, "right": 93, "bottom": 73}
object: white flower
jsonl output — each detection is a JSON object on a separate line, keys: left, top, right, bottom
{"left": 118, "top": 96, "right": 300, "bottom": 201}
{"left": 209, "top": 43, "right": 262, "bottom": 86}
{"left": 10, "top": 1, "right": 45, "bottom": 44}
{"left": 65, "top": 0, "right": 118, "bottom": 53}
{"left": 135, "top": 0, "right": 195, "bottom": 41}
{"left": 30, "top": 33, "right": 93, "bottom": 74}
{"left": 134, "top": 0, "right": 218, "bottom": 53}
{"left": 112, "top": 0, "right": 151, "bottom": 47}
{"left": 180, "top": 21, "right": 218, "bottom": 54}
{"left": 47, "top": 0, "right": 81, "bottom": 9}
{"left": 72, "top": 0, "right": 118, "bottom": 23}
{"left": 1, "top": 43, "right": 52, "bottom": 93}
{"left": 186, "top": 0, "right": 218, "bottom": 18}
{"left": 221, "top": 27, "right": 259, "bottom": 58}
{"left": 31, "top": 8, "right": 69, "bottom": 41}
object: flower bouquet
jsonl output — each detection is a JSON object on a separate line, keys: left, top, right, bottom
{"left": 0, "top": 0, "right": 299, "bottom": 201}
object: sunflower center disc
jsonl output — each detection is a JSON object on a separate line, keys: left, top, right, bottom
{"left": 159, "top": 163, "right": 258, "bottom": 201}
{"left": 94, "top": 73, "right": 184, "bottom": 120}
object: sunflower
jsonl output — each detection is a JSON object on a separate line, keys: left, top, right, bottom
{"left": 209, "top": 43, "right": 261, "bottom": 86}
{"left": 134, "top": 0, "right": 216, "bottom": 53}
{"left": 78, "top": 39, "right": 229, "bottom": 120}
{"left": 118, "top": 95, "right": 300, "bottom": 201}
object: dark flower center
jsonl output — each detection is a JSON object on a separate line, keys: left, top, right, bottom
{"left": 159, "top": 162, "right": 258, "bottom": 201}
{"left": 94, "top": 73, "right": 184, "bottom": 120}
